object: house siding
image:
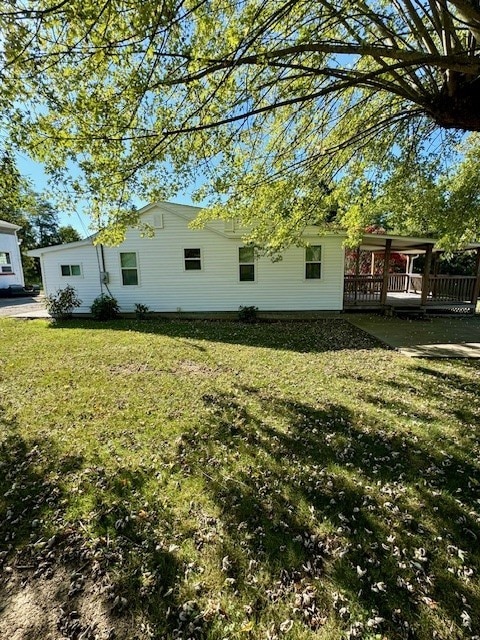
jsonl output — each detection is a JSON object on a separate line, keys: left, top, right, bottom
{"left": 33, "top": 204, "right": 346, "bottom": 312}
{"left": 0, "top": 227, "right": 24, "bottom": 289}
{"left": 39, "top": 244, "right": 102, "bottom": 310}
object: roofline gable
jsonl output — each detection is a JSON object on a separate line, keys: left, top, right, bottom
{"left": 140, "top": 201, "right": 231, "bottom": 239}
{"left": 28, "top": 235, "right": 96, "bottom": 257}
{"left": 0, "top": 219, "right": 21, "bottom": 232}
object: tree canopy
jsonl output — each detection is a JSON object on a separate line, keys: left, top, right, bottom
{"left": 2, "top": 1, "right": 480, "bottom": 248}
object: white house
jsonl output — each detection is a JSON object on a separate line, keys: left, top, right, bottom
{"left": 0, "top": 219, "right": 25, "bottom": 291}
{"left": 28, "top": 201, "right": 346, "bottom": 313}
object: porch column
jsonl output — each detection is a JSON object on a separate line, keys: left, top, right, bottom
{"left": 405, "top": 255, "right": 411, "bottom": 292}
{"left": 421, "top": 243, "right": 433, "bottom": 305}
{"left": 432, "top": 251, "right": 439, "bottom": 298}
{"left": 380, "top": 239, "right": 392, "bottom": 306}
{"left": 471, "top": 247, "right": 480, "bottom": 307}
{"left": 354, "top": 247, "right": 360, "bottom": 303}
{"left": 371, "top": 252, "right": 375, "bottom": 276}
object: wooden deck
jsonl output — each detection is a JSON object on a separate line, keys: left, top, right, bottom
{"left": 344, "top": 274, "right": 477, "bottom": 313}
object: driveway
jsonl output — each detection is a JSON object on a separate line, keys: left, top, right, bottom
{"left": 348, "top": 314, "right": 480, "bottom": 358}
{"left": 0, "top": 296, "right": 50, "bottom": 318}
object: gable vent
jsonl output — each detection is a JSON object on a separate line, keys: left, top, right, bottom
{"left": 153, "top": 213, "right": 164, "bottom": 228}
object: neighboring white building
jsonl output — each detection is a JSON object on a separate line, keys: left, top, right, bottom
{"left": 29, "top": 201, "right": 346, "bottom": 313}
{"left": 0, "top": 219, "right": 25, "bottom": 291}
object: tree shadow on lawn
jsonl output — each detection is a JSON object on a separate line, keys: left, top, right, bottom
{"left": 49, "top": 316, "right": 387, "bottom": 354}
{"left": 0, "top": 406, "right": 207, "bottom": 640}
{"left": 175, "top": 388, "right": 480, "bottom": 639}
{"left": 370, "top": 360, "right": 480, "bottom": 433}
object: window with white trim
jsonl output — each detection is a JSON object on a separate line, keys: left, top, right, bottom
{"left": 120, "top": 252, "right": 139, "bottom": 285}
{"left": 184, "top": 248, "right": 202, "bottom": 270}
{"left": 61, "top": 264, "right": 81, "bottom": 276}
{"left": 0, "top": 252, "right": 12, "bottom": 273}
{"left": 305, "top": 246, "right": 322, "bottom": 279}
{"left": 239, "top": 246, "right": 255, "bottom": 281}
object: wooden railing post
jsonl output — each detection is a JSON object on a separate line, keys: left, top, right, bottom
{"left": 432, "top": 252, "right": 439, "bottom": 298}
{"left": 354, "top": 247, "right": 360, "bottom": 303}
{"left": 380, "top": 239, "right": 392, "bottom": 306}
{"left": 471, "top": 247, "right": 480, "bottom": 307}
{"left": 421, "top": 244, "right": 433, "bottom": 305}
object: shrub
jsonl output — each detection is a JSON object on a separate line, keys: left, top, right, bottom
{"left": 238, "top": 305, "right": 258, "bottom": 323}
{"left": 90, "top": 294, "right": 120, "bottom": 321}
{"left": 134, "top": 303, "right": 150, "bottom": 320}
{"left": 44, "top": 285, "right": 82, "bottom": 319}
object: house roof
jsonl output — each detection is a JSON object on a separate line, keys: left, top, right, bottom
{"left": 28, "top": 201, "right": 227, "bottom": 258}
{"left": 0, "top": 219, "right": 21, "bottom": 232}
{"left": 360, "top": 233, "right": 480, "bottom": 254}
{"left": 28, "top": 236, "right": 96, "bottom": 257}
{"left": 26, "top": 202, "right": 480, "bottom": 256}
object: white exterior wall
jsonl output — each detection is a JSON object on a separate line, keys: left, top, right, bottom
{"left": 34, "top": 204, "right": 346, "bottom": 312}
{"left": 0, "top": 228, "right": 24, "bottom": 289}
{"left": 38, "top": 243, "right": 103, "bottom": 312}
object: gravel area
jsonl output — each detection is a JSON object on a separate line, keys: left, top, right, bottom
{"left": 0, "top": 296, "right": 50, "bottom": 318}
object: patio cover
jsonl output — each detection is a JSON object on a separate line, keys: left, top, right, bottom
{"left": 358, "top": 233, "right": 480, "bottom": 254}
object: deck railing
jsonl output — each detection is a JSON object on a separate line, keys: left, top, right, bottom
{"left": 388, "top": 273, "right": 409, "bottom": 292}
{"left": 344, "top": 273, "right": 477, "bottom": 306}
{"left": 427, "top": 275, "right": 476, "bottom": 303}
{"left": 344, "top": 275, "right": 383, "bottom": 304}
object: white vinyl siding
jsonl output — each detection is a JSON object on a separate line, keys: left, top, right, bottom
{"left": 33, "top": 204, "right": 346, "bottom": 312}
{"left": 34, "top": 244, "right": 101, "bottom": 312}
{"left": 100, "top": 209, "right": 344, "bottom": 311}
{"left": 0, "top": 229, "right": 24, "bottom": 288}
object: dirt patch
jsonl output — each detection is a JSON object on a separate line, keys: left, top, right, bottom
{"left": 106, "top": 360, "right": 226, "bottom": 376}
{"left": 107, "top": 363, "right": 157, "bottom": 375}
{"left": 0, "top": 569, "right": 136, "bottom": 640}
{"left": 172, "top": 359, "right": 226, "bottom": 377}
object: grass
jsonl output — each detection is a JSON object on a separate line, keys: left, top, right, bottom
{"left": 0, "top": 316, "right": 479, "bottom": 640}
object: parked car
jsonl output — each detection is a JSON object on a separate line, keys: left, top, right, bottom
{"left": 0, "top": 284, "right": 41, "bottom": 298}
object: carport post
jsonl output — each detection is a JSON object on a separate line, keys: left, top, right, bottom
{"left": 421, "top": 243, "right": 433, "bottom": 305}
{"left": 471, "top": 247, "right": 480, "bottom": 306}
{"left": 380, "top": 239, "right": 392, "bottom": 306}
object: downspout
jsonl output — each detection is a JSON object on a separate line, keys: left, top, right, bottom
{"left": 39, "top": 255, "right": 47, "bottom": 293}
{"left": 407, "top": 255, "right": 419, "bottom": 293}
{"left": 95, "top": 244, "right": 105, "bottom": 295}
{"left": 97, "top": 243, "right": 114, "bottom": 297}
{"left": 16, "top": 232, "right": 25, "bottom": 286}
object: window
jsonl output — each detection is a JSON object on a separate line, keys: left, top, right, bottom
{"left": 61, "top": 264, "right": 81, "bottom": 276}
{"left": 184, "top": 248, "right": 201, "bottom": 270}
{"left": 305, "top": 246, "right": 322, "bottom": 279}
{"left": 239, "top": 246, "right": 255, "bottom": 281}
{"left": 0, "top": 252, "right": 12, "bottom": 273}
{"left": 120, "top": 252, "right": 139, "bottom": 285}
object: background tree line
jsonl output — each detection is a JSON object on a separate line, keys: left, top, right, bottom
{"left": 0, "top": 152, "right": 81, "bottom": 283}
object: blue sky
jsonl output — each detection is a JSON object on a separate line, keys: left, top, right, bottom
{"left": 17, "top": 153, "right": 92, "bottom": 236}
{"left": 16, "top": 153, "right": 202, "bottom": 239}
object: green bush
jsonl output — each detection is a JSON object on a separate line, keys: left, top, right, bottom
{"left": 90, "top": 294, "right": 120, "bottom": 321}
{"left": 238, "top": 305, "right": 258, "bottom": 323}
{"left": 44, "top": 285, "right": 82, "bottom": 319}
{"left": 134, "top": 302, "right": 150, "bottom": 320}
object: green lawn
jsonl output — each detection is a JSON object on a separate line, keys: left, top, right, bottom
{"left": 1, "top": 317, "right": 479, "bottom": 640}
